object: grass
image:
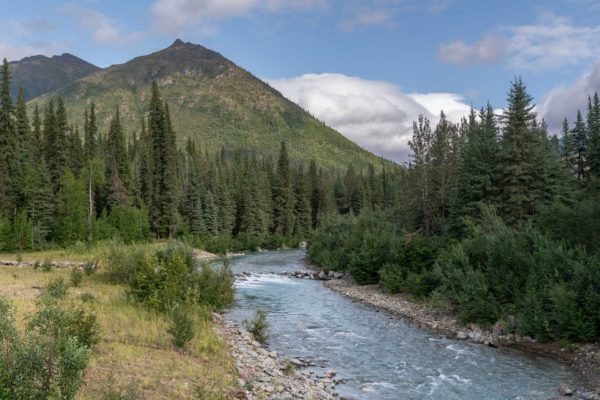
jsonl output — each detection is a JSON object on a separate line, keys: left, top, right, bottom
{"left": 0, "top": 244, "right": 240, "bottom": 400}
{"left": 0, "top": 240, "right": 169, "bottom": 263}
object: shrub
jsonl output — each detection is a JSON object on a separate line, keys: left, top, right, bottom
{"left": 0, "top": 285, "right": 98, "bottom": 400}
{"left": 83, "top": 260, "right": 97, "bottom": 276}
{"left": 168, "top": 306, "right": 196, "bottom": 349}
{"left": 44, "top": 277, "right": 69, "bottom": 300}
{"left": 244, "top": 308, "right": 269, "bottom": 344}
{"left": 105, "top": 244, "right": 150, "bottom": 285}
{"left": 127, "top": 242, "right": 234, "bottom": 312}
{"left": 80, "top": 292, "right": 96, "bottom": 303}
{"left": 70, "top": 268, "right": 84, "bottom": 287}
{"left": 42, "top": 259, "right": 53, "bottom": 272}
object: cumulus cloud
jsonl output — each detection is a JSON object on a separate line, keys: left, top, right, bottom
{"left": 63, "top": 5, "right": 142, "bottom": 46}
{"left": 439, "top": 13, "right": 600, "bottom": 70}
{"left": 151, "top": 0, "right": 326, "bottom": 34}
{"left": 266, "top": 73, "right": 471, "bottom": 162}
{"left": 539, "top": 59, "right": 600, "bottom": 133}
{"left": 438, "top": 35, "right": 509, "bottom": 65}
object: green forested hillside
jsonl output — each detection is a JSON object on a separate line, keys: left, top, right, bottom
{"left": 29, "top": 40, "right": 382, "bottom": 170}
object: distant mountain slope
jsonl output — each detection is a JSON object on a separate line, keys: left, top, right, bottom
{"left": 29, "top": 40, "right": 385, "bottom": 169}
{"left": 10, "top": 53, "right": 99, "bottom": 101}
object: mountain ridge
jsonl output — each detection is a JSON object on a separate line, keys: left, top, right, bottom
{"left": 27, "top": 40, "right": 386, "bottom": 169}
{"left": 9, "top": 53, "right": 99, "bottom": 101}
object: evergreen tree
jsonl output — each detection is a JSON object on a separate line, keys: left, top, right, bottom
{"left": 453, "top": 104, "right": 499, "bottom": 224}
{"left": 13, "top": 88, "right": 30, "bottom": 210}
{"left": 292, "top": 165, "right": 311, "bottom": 239}
{"left": 409, "top": 114, "right": 435, "bottom": 234}
{"left": 56, "top": 170, "right": 87, "bottom": 245}
{"left": 497, "top": 78, "right": 539, "bottom": 224}
{"left": 0, "top": 59, "right": 15, "bottom": 216}
{"left": 202, "top": 190, "right": 218, "bottom": 237}
{"left": 24, "top": 162, "right": 54, "bottom": 248}
{"left": 106, "top": 107, "right": 130, "bottom": 206}
{"left": 586, "top": 93, "right": 600, "bottom": 177}
{"left": 30, "top": 104, "right": 42, "bottom": 165}
{"left": 271, "top": 142, "right": 294, "bottom": 236}
{"left": 84, "top": 103, "right": 98, "bottom": 160}
{"left": 571, "top": 110, "right": 588, "bottom": 188}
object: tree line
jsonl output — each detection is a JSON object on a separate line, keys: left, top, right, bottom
{"left": 0, "top": 59, "right": 404, "bottom": 253}
{"left": 309, "top": 78, "right": 600, "bottom": 343}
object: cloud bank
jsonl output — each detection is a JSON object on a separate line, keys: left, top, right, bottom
{"left": 539, "top": 60, "right": 600, "bottom": 132}
{"left": 439, "top": 13, "right": 600, "bottom": 70}
{"left": 267, "top": 73, "right": 471, "bottom": 162}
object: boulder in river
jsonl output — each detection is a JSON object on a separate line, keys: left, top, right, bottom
{"left": 559, "top": 382, "right": 574, "bottom": 396}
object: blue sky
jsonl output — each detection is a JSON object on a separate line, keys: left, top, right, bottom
{"left": 2, "top": 0, "right": 600, "bottom": 161}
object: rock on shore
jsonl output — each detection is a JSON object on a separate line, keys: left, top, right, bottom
{"left": 213, "top": 313, "right": 337, "bottom": 400}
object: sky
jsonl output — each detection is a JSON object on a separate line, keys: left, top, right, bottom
{"left": 2, "top": 0, "right": 600, "bottom": 162}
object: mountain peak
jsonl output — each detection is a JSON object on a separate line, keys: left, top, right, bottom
{"left": 170, "top": 39, "right": 185, "bottom": 47}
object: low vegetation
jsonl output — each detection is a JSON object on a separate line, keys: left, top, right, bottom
{"left": 244, "top": 308, "right": 269, "bottom": 344}
{"left": 0, "top": 241, "right": 239, "bottom": 399}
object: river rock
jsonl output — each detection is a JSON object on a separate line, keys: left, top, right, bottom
{"left": 560, "top": 383, "right": 574, "bottom": 396}
{"left": 456, "top": 331, "right": 468, "bottom": 340}
{"left": 318, "top": 271, "right": 326, "bottom": 280}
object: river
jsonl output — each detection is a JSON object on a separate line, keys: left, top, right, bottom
{"left": 224, "top": 250, "right": 584, "bottom": 400}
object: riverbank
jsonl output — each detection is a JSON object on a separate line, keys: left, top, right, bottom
{"left": 324, "top": 276, "right": 600, "bottom": 396}
{"left": 214, "top": 313, "right": 337, "bottom": 400}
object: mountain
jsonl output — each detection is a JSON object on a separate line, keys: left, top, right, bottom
{"left": 29, "top": 40, "right": 385, "bottom": 169}
{"left": 9, "top": 53, "right": 99, "bottom": 101}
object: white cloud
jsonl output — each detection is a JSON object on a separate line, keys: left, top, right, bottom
{"left": 439, "top": 12, "right": 600, "bottom": 70}
{"left": 438, "top": 35, "right": 509, "bottom": 65}
{"left": 63, "top": 5, "right": 142, "bottom": 46}
{"left": 539, "top": 59, "right": 600, "bottom": 133}
{"left": 266, "top": 73, "right": 471, "bottom": 162}
{"left": 0, "top": 41, "right": 64, "bottom": 62}
{"left": 151, "top": 0, "right": 326, "bottom": 34}
{"left": 338, "top": 10, "right": 395, "bottom": 31}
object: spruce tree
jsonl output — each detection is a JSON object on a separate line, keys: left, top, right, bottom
{"left": 84, "top": 103, "right": 98, "bottom": 160}
{"left": 453, "top": 104, "right": 499, "bottom": 224}
{"left": 13, "top": 88, "right": 30, "bottom": 209}
{"left": 271, "top": 142, "right": 294, "bottom": 237}
{"left": 106, "top": 107, "right": 129, "bottom": 206}
{"left": 0, "top": 59, "right": 15, "bottom": 216}
{"left": 292, "top": 165, "right": 311, "bottom": 239}
{"left": 586, "top": 93, "right": 600, "bottom": 177}
{"left": 497, "top": 78, "right": 539, "bottom": 224}
{"left": 571, "top": 110, "right": 588, "bottom": 188}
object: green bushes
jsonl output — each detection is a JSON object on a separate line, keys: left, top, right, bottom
{"left": 0, "top": 280, "right": 98, "bottom": 400}
{"left": 106, "top": 242, "right": 234, "bottom": 313}
{"left": 435, "top": 208, "right": 600, "bottom": 342}
{"left": 379, "top": 233, "right": 441, "bottom": 297}
{"left": 309, "top": 206, "right": 600, "bottom": 343}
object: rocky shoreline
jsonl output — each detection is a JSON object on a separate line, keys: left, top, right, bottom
{"left": 213, "top": 313, "right": 338, "bottom": 400}
{"left": 323, "top": 276, "right": 600, "bottom": 398}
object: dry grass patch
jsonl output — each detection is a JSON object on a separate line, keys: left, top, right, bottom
{"left": 0, "top": 265, "right": 239, "bottom": 400}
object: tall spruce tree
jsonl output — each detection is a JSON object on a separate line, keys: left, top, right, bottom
{"left": 586, "top": 93, "right": 600, "bottom": 178}
{"left": 571, "top": 110, "right": 588, "bottom": 188}
{"left": 498, "top": 78, "right": 539, "bottom": 224}
{"left": 271, "top": 142, "right": 294, "bottom": 236}
{"left": 0, "top": 59, "right": 15, "bottom": 216}
{"left": 452, "top": 104, "right": 499, "bottom": 229}
{"left": 106, "top": 107, "right": 130, "bottom": 206}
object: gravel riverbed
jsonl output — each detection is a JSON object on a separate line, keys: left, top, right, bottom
{"left": 214, "top": 313, "right": 338, "bottom": 400}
